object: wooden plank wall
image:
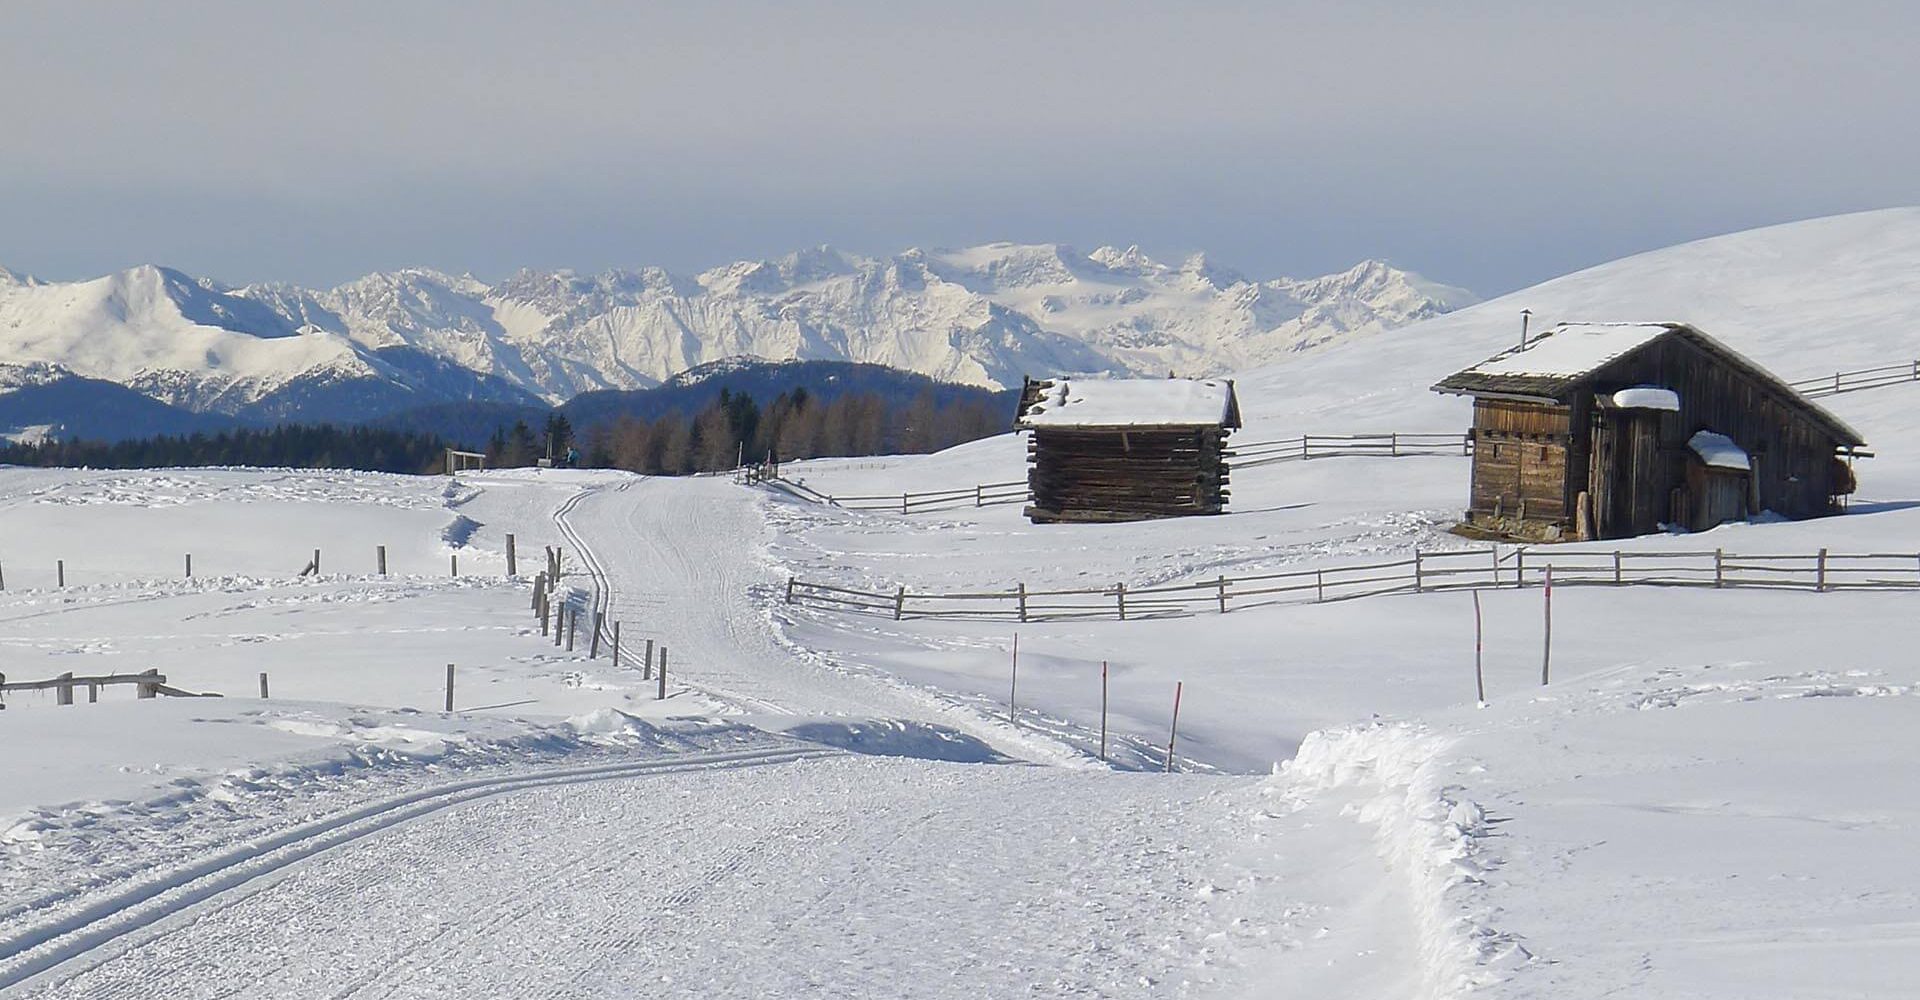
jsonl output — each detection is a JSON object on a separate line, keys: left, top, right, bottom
{"left": 1027, "top": 427, "right": 1230, "bottom": 522}
{"left": 1468, "top": 401, "right": 1572, "bottom": 525}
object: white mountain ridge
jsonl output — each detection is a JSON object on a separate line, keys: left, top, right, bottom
{"left": 0, "top": 244, "right": 1475, "bottom": 416}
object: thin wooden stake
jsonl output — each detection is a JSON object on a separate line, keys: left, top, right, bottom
{"left": 566, "top": 609, "right": 577, "bottom": 652}
{"left": 645, "top": 638, "right": 655, "bottom": 680}
{"left": 186, "top": 553, "right": 192, "bottom": 578}
{"left": 377, "top": 545, "right": 387, "bottom": 576}
{"left": 259, "top": 672, "right": 269, "bottom": 699}
{"left": 1472, "top": 591, "right": 1485, "bottom": 705}
{"left": 451, "top": 553, "right": 459, "bottom": 577}
{"left": 1116, "top": 582, "right": 1127, "bottom": 621}
{"left": 1008, "top": 633, "right": 1019, "bottom": 725}
{"left": 1816, "top": 547, "right": 1829, "bottom": 592}
{"left": 1541, "top": 566, "right": 1553, "bottom": 686}
{"left": 505, "top": 533, "right": 517, "bottom": 577}
{"left": 445, "top": 663, "right": 455, "bottom": 712}
{"left": 1016, "top": 582, "right": 1028, "bottom": 623}
{"left": 1098, "top": 660, "right": 1113, "bottom": 760}
{"left": 1216, "top": 575, "right": 1228, "bottom": 614}
{"left": 313, "top": 549, "right": 321, "bottom": 575}
{"left": 591, "top": 612, "right": 604, "bottom": 658}
{"left": 1165, "top": 681, "right": 1183, "bottom": 773}
{"left": 57, "top": 560, "right": 64, "bottom": 588}
{"left": 612, "top": 621, "right": 622, "bottom": 668}
{"left": 656, "top": 647, "right": 667, "bottom": 700}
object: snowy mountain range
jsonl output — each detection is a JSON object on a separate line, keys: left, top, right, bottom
{"left": 0, "top": 246, "right": 1472, "bottom": 427}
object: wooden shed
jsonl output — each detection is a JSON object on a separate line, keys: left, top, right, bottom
{"left": 1014, "top": 377, "right": 1241, "bottom": 523}
{"left": 1431, "top": 322, "right": 1867, "bottom": 541}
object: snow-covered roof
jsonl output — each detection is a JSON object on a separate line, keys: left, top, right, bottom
{"left": 1463, "top": 323, "right": 1675, "bottom": 379}
{"left": 1016, "top": 377, "right": 1240, "bottom": 429}
{"left": 1609, "top": 386, "right": 1680, "bottom": 411}
{"left": 1688, "top": 430, "right": 1751, "bottom": 471}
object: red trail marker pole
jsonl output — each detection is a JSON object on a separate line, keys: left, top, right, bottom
{"left": 1472, "top": 591, "right": 1486, "bottom": 704}
{"left": 1008, "top": 633, "right": 1019, "bottom": 725}
{"left": 1541, "top": 566, "right": 1553, "bottom": 686}
{"left": 1165, "top": 681, "right": 1183, "bottom": 773}
{"left": 1099, "top": 661, "right": 1109, "bottom": 762}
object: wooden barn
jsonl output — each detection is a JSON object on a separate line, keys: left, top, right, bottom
{"left": 1014, "top": 376, "right": 1241, "bottom": 523}
{"left": 1431, "top": 322, "right": 1867, "bottom": 541}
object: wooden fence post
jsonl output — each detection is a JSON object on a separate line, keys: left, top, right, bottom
{"left": 259, "top": 672, "right": 269, "bottom": 699}
{"left": 1714, "top": 548, "right": 1724, "bottom": 588}
{"left": 1490, "top": 545, "right": 1499, "bottom": 587}
{"left": 137, "top": 669, "right": 159, "bottom": 699}
{"left": 1816, "top": 548, "right": 1829, "bottom": 592}
{"left": 313, "top": 549, "right": 320, "bottom": 575}
{"left": 1515, "top": 549, "right": 1525, "bottom": 589}
{"left": 1016, "top": 583, "right": 1028, "bottom": 623}
{"left": 786, "top": 577, "right": 796, "bottom": 604}
{"left": 451, "top": 553, "right": 458, "bottom": 577}
{"left": 445, "top": 664, "right": 455, "bottom": 711}
{"left": 1391, "top": 432, "right": 1399, "bottom": 457}
{"left": 901, "top": 494, "right": 909, "bottom": 514}
{"left": 657, "top": 647, "right": 667, "bottom": 700}
{"left": 553, "top": 602, "right": 564, "bottom": 646}
{"left": 57, "top": 560, "right": 64, "bottom": 588}
{"left": 1472, "top": 591, "right": 1485, "bottom": 704}
{"left": 1099, "top": 660, "right": 1108, "bottom": 762}
{"left": 1165, "top": 681, "right": 1183, "bottom": 773}
{"left": 1, "top": 561, "right": 6, "bottom": 590}
{"left": 377, "top": 545, "right": 387, "bottom": 576}
{"left": 566, "top": 609, "right": 577, "bottom": 652}
{"left": 591, "top": 612, "right": 604, "bottom": 658}
{"left": 1315, "top": 569, "right": 1325, "bottom": 603}
{"left": 1613, "top": 550, "right": 1623, "bottom": 586}
{"left": 505, "top": 534, "right": 517, "bottom": 577}
{"left": 532, "top": 572, "right": 545, "bottom": 612}
{"left": 612, "top": 621, "right": 622, "bottom": 668}
{"left": 644, "top": 639, "right": 655, "bottom": 680}
{"left": 1216, "top": 575, "right": 1229, "bottom": 614}
{"left": 56, "top": 672, "right": 74, "bottom": 705}
{"left": 975, "top": 484, "right": 984, "bottom": 507}
{"left": 1008, "top": 633, "right": 1019, "bottom": 725}
{"left": 1541, "top": 566, "right": 1553, "bottom": 686}
{"left": 1413, "top": 550, "right": 1424, "bottom": 593}
{"left": 186, "top": 553, "right": 192, "bottom": 578}
{"left": 1116, "top": 582, "right": 1127, "bottom": 621}
{"left": 894, "top": 586, "right": 907, "bottom": 621}
{"left": 88, "top": 681, "right": 99, "bottom": 703}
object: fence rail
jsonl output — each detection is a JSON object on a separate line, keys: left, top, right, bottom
{"left": 0, "top": 669, "right": 216, "bottom": 705}
{"left": 1790, "top": 359, "right": 1920, "bottom": 398}
{"left": 785, "top": 545, "right": 1920, "bottom": 623}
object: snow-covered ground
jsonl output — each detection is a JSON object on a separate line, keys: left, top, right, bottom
{"left": 5, "top": 208, "right": 1920, "bottom": 997}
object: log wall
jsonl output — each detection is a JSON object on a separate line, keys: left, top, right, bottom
{"left": 1026, "top": 427, "right": 1230, "bottom": 523}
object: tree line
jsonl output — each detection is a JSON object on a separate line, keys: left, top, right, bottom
{"left": 486, "top": 389, "right": 1009, "bottom": 474}
{"left": 0, "top": 388, "right": 1011, "bottom": 475}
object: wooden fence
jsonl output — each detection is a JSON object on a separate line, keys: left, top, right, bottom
{"left": 0, "top": 669, "right": 215, "bottom": 706}
{"left": 752, "top": 431, "right": 1473, "bottom": 515}
{"left": 1790, "top": 359, "right": 1920, "bottom": 398}
{"left": 785, "top": 545, "right": 1920, "bottom": 623}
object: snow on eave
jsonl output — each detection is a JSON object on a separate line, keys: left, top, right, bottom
{"left": 1608, "top": 386, "right": 1680, "bottom": 411}
{"left": 1688, "top": 430, "right": 1751, "bottom": 471}
{"left": 1015, "top": 377, "right": 1241, "bottom": 430}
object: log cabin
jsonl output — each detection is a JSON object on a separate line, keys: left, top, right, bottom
{"left": 1014, "top": 376, "right": 1241, "bottom": 523}
{"left": 1431, "top": 322, "right": 1867, "bottom": 541}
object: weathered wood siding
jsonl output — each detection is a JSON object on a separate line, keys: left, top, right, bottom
{"left": 1468, "top": 400, "right": 1573, "bottom": 524}
{"left": 1591, "top": 336, "right": 1843, "bottom": 519}
{"left": 1027, "top": 427, "right": 1230, "bottom": 522}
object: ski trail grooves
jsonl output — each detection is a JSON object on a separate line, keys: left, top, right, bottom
{"left": 0, "top": 744, "right": 838, "bottom": 994}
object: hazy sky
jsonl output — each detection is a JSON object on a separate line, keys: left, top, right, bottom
{"left": 5, "top": 1, "right": 1918, "bottom": 295}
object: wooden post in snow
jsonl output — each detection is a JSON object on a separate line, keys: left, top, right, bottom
{"left": 56, "top": 672, "right": 74, "bottom": 706}
{"left": 1216, "top": 576, "right": 1228, "bottom": 614}
{"left": 612, "top": 621, "right": 622, "bottom": 668}
{"left": 259, "top": 672, "right": 270, "bottom": 699}
{"left": 1816, "top": 548, "right": 1829, "bottom": 592}
{"left": 378, "top": 545, "right": 387, "bottom": 576}
{"left": 505, "top": 534, "right": 517, "bottom": 577}
{"left": 1016, "top": 582, "right": 1028, "bottom": 623}
{"left": 1116, "top": 581, "right": 1128, "bottom": 621}
{"left": 445, "top": 664, "right": 455, "bottom": 712}
{"left": 1471, "top": 592, "right": 1485, "bottom": 705}
{"left": 57, "top": 560, "right": 64, "bottom": 588}
{"left": 1164, "top": 681, "right": 1183, "bottom": 773}
{"left": 566, "top": 609, "right": 577, "bottom": 652}
{"left": 591, "top": 612, "right": 604, "bottom": 658}
{"left": 186, "top": 553, "right": 192, "bottom": 578}
{"left": 1098, "top": 660, "right": 1113, "bottom": 760}
{"left": 656, "top": 647, "right": 667, "bottom": 700}
{"left": 1413, "top": 549, "right": 1424, "bottom": 593}
{"left": 451, "top": 553, "right": 459, "bottom": 577}
{"left": 1008, "top": 633, "right": 1019, "bottom": 725}
{"left": 644, "top": 638, "right": 654, "bottom": 680}
{"left": 313, "top": 549, "right": 321, "bottom": 575}
{"left": 893, "top": 586, "right": 907, "bottom": 621}
{"left": 553, "top": 603, "right": 564, "bottom": 647}
{"left": 1541, "top": 566, "right": 1553, "bottom": 686}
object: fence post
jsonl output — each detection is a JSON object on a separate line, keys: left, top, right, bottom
{"left": 1008, "top": 633, "right": 1019, "bottom": 725}
{"left": 894, "top": 586, "right": 907, "bottom": 621}
{"left": 540, "top": 591, "right": 550, "bottom": 635}
{"left": 1391, "top": 432, "right": 1399, "bottom": 457}
{"left": 137, "top": 669, "right": 160, "bottom": 699}
{"left": 451, "top": 553, "right": 458, "bottom": 577}
{"left": 656, "top": 647, "right": 667, "bottom": 700}
{"left": 591, "top": 612, "right": 604, "bottom": 658}
{"left": 902, "top": 494, "right": 909, "bottom": 514}
{"left": 1016, "top": 583, "right": 1028, "bottom": 623}
{"left": 259, "top": 672, "right": 269, "bottom": 699}
{"left": 1413, "top": 550, "right": 1424, "bottom": 593}
{"left": 645, "top": 639, "right": 655, "bottom": 680}
{"left": 1116, "top": 582, "right": 1127, "bottom": 621}
{"left": 506, "top": 534, "right": 517, "bottom": 577}
{"left": 1541, "top": 566, "right": 1553, "bottom": 686}
{"left": 1463, "top": 432, "right": 1472, "bottom": 457}
{"left": 57, "top": 560, "right": 64, "bottom": 588}
{"left": 553, "top": 602, "right": 564, "bottom": 646}
{"left": 1714, "top": 548, "right": 1724, "bottom": 589}
{"left": 785, "top": 577, "right": 796, "bottom": 604}
{"left": 313, "top": 549, "right": 320, "bottom": 575}
{"left": 1472, "top": 591, "right": 1485, "bottom": 705}
{"left": 1316, "top": 569, "right": 1325, "bottom": 603}
{"left": 1613, "top": 550, "right": 1623, "bottom": 586}
{"left": 1834, "top": 371, "right": 1842, "bottom": 394}
{"left": 1216, "top": 575, "right": 1229, "bottom": 614}
{"left": 56, "top": 672, "right": 74, "bottom": 706}
{"left": 612, "top": 621, "right": 622, "bottom": 668}
{"left": 1816, "top": 548, "right": 1829, "bottom": 592}
{"left": 532, "top": 572, "right": 545, "bottom": 612}
{"left": 1490, "top": 545, "right": 1499, "bottom": 587}
{"left": 186, "top": 553, "right": 192, "bottom": 578}
{"left": 976, "top": 484, "right": 983, "bottom": 507}
{"left": 378, "top": 545, "right": 387, "bottom": 576}
{"left": 1515, "top": 549, "right": 1525, "bottom": 588}
{"left": 566, "top": 609, "right": 577, "bottom": 651}
{"left": 445, "top": 664, "right": 455, "bottom": 712}
{"left": 1164, "top": 681, "right": 1183, "bottom": 773}
{"left": 1099, "top": 660, "right": 1108, "bottom": 762}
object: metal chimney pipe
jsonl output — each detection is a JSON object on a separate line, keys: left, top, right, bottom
{"left": 1520, "top": 309, "right": 1533, "bottom": 349}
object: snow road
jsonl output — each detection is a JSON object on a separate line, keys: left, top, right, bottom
{"left": 6, "top": 753, "right": 1327, "bottom": 1000}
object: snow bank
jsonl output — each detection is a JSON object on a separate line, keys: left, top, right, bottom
{"left": 1278, "top": 722, "right": 1530, "bottom": 998}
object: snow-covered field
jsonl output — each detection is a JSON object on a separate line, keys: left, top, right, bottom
{"left": 5, "top": 209, "right": 1920, "bottom": 997}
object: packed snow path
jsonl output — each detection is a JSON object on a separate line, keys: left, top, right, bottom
{"left": 4, "top": 755, "right": 1334, "bottom": 1000}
